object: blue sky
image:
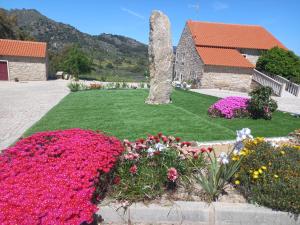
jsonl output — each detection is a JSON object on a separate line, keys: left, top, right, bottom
{"left": 1, "top": 0, "right": 300, "bottom": 54}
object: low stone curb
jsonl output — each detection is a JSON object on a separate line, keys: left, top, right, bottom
{"left": 196, "top": 136, "right": 290, "bottom": 147}
{"left": 97, "top": 201, "right": 299, "bottom": 225}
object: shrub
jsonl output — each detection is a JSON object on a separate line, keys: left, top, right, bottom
{"left": 0, "top": 129, "right": 124, "bottom": 224}
{"left": 110, "top": 133, "right": 204, "bottom": 201}
{"left": 247, "top": 86, "right": 278, "bottom": 120}
{"left": 68, "top": 81, "right": 80, "bottom": 92}
{"left": 195, "top": 128, "right": 252, "bottom": 201}
{"left": 236, "top": 139, "right": 300, "bottom": 214}
{"left": 256, "top": 47, "right": 300, "bottom": 84}
{"left": 208, "top": 96, "right": 250, "bottom": 119}
{"left": 90, "top": 83, "right": 102, "bottom": 89}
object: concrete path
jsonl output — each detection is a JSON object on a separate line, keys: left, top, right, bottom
{"left": 0, "top": 80, "right": 69, "bottom": 150}
{"left": 191, "top": 89, "right": 300, "bottom": 114}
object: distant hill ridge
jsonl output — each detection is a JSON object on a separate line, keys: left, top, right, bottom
{"left": 0, "top": 8, "right": 148, "bottom": 80}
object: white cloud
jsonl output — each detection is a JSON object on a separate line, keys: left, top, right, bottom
{"left": 212, "top": 1, "right": 229, "bottom": 11}
{"left": 188, "top": 3, "right": 200, "bottom": 12}
{"left": 121, "top": 7, "right": 145, "bottom": 20}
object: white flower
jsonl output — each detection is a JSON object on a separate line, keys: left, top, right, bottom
{"left": 218, "top": 152, "right": 229, "bottom": 164}
{"left": 235, "top": 128, "right": 253, "bottom": 154}
{"left": 147, "top": 147, "right": 155, "bottom": 157}
{"left": 155, "top": 143, "right": 166, "bottom": 151}
{"left": 236, "top": 128, "right": 253, "bottom": 142}
{"left": 270, "top": 142, "right": 279, "bottom": 148}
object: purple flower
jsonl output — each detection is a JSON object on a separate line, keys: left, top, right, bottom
{"left": 208, "top": 96, "right": 249, "bottom": 119}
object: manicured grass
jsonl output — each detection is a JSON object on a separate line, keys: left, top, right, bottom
{"left": 25, "top": 89, "right": 300, "bottom": 141}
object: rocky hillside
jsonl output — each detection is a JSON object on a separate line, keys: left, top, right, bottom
{"left": 1, "top": 8, "right": 148, "bottom": 81}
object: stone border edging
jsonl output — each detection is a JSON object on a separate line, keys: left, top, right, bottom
{"left": 196, "top": 136, "right": 290, "bottom": 146}
{"left": 97, "top": 201, "right": 299, "bottom": 225}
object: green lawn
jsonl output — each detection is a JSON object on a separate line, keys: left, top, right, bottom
{"left": 25, "top": 89, "right": 300, "bottom": 141}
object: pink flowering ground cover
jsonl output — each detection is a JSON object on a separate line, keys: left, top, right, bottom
{"left": 0, "top": 129, "right": 123, "bottom": 225}
{"left": 208, "top": 96, "right": 250, "bottom": 119}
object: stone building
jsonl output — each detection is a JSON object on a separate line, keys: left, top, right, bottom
{"left": 174, "top": 21, "right": 286, "bottom": 92}
{"left": 0, "top": 39, "right": 48, "bottom": 81}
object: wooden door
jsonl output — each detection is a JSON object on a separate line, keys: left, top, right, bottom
{"left": 0, "top": 61, "right": 8, "bottom": 81}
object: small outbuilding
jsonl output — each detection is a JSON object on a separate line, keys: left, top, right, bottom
{"left": 0, "top": 39, "right": 48, "bottom": 81}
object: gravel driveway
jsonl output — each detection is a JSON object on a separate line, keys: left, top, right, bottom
{"left": 0, "top": 80, "right": 69, "bottom": 150}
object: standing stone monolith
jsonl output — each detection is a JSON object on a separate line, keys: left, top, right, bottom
{"left": 146, "top": 10, "right": 173, "bottom": 104}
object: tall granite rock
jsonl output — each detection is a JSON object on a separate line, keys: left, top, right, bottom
{"left": 146, "top": 10, "right": 173, "bottom": 104}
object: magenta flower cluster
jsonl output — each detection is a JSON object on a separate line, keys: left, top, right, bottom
{"left": 208, "top": 96, "right": 250, "bottom": 119}
{"left": 0, "top": 129, "right": 123, "bottom": 225}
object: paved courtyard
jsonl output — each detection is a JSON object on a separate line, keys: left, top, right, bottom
{"left": 191, "top": 89, "right": 300, "bottom": 114}
{"left": 0, "top": 80, "right": 69, "bottom": 150}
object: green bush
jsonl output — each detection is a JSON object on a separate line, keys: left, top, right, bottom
{"left": 236, "top": 138, "right": 300, "bottom": 214}
{"left": 110, "top": 134, "right": 204, "bottom": 201}
{"left": 67, "top": 81, "right": 80, "bottom": 92}
{"left": 256, "top": 47, "right": 300, "bottom": 84}
{"left": 247, "top": 86, "right": 278, "bottom": 120}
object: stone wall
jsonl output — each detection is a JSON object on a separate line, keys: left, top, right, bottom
{"left": 0, "top": 56, "right": 47, "bottom": 81}
{"left": 238, "top": 48, "right": 262, "bottom": 66}
{"left": 201, "top": 65, "right": 254, "bottom": 92}
{"left": 174, "top": 24, "right": 204, "bottom": 86}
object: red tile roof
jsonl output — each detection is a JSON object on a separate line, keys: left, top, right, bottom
{"left": 196, "top": 47, "right": 255, "bottom": 68}
{"left": 187, "top": 21, "right": 286, "bottom": 50}
{"left": 0, "top": 39, "right": 47, "bottom": 58}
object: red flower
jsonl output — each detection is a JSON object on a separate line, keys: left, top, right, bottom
{"left": 167, "top": 167, "right": 178, "bottom": 182}
{"left": 175, "top": 137, "right": 181, "bottom": 142}
{"left": 208, "top": 147, "right": 213, "bottom": 152}
{"left": 158, "top": 132, "right": 163, "bottom": 138}
{"left": 162, "top": 136, "right": 168, "bottom": 143}
{"left": 129, "top": 165, "right": 138, "bottom": 174}
{"left": 0, "top": 129, "right": 124, "bottom": 225}
{"left": 153, "top": 151, "right": 160, "bottom": 156}
{"left": 113, "top": 176, "right": 121, "bottom": 185}
{"left": 148, "top": 135, "right": 154, "bottom": 140}
{"left": 201, "top": 147, "right": 207, "bottom": 153}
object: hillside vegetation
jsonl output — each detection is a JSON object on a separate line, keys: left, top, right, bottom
{"left": 1, "top": 8, "right": 148, "bottom": 81}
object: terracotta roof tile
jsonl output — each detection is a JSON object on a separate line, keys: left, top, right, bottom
{"left": 196, "top": 47, "right": 255, "bottom": 68}
{"left": 0, "top": 39, "right": 47, "bottom": 58}
{"left": 188, "top": 21, "right": 286, "bottom": 50}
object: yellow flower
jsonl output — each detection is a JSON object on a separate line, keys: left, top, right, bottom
{"left": 240, "top": 150, "right": 247, "bottom": 156}
{"left": 261, "top": 166, "right": 267, "bottom": 170}
{"left": 280, "top": 151, "right": 285, "bottom": 155}
{"left": 249, "top": 169, "right": 253, "bottom": 173}
{"left": 253, "top": 171, "right": 259, "bottom": 176}
{"left": 274, "top": 174, "right": 279, "bottom": 178}
{"left": 253, "top": 175, "right": 259, "bottom": 179}
{"left": 258, "top": 169, "right": 263, "bottom": 174}
{"left": 232, "top": 156, "right": 239, "bottom": 161}
{"left": 234, "top": 180, "right": 240, "bottom": 185}
{"left": 253, "top": 140, "right": 258, "bottom": 145}
{"left": 268, "top": 162, "right": 272, "bottom": 166}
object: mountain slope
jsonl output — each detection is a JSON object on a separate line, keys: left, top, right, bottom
{"left": 3, "top": 8, "right": 148, "bottom": 80}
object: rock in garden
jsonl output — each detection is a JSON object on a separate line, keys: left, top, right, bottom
{"left": 146, "top": 10, "right": 173, "bottom": 104}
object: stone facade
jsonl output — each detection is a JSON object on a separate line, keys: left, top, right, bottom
{"left": 174, "top": 24, "right": 204, "bottom": 86}
{"left": 201, "top": 65, "right": 253, "bottom": 92}
{"left": 238, "top": 48, "right": 262, "bottom": 66}
{"left": 0, "top": 56, "right": 47, "bottom": 81}
{"left": 174, "top": 24, "right": 258, "bottom": 91}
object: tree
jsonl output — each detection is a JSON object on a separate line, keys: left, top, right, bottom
{"left": 256, "top": 47, "right": 300, "bottom": 84}
{"left": 62, "top": 45, "right": 93, "bottom": 80}
{"left": 106, "top": 63, "right": 114, "bottom": 69}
